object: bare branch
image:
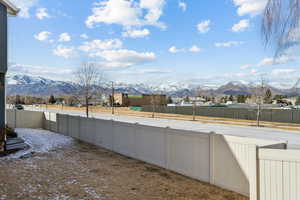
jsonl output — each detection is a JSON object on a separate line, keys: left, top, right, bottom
{"left": 262, "top": 0, "right": 300, "bottom": 57}
{"left": 74, "top": 62, "right": 103, "bottom": 118}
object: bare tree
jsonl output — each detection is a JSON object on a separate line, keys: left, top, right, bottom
{"left": 74, "top": 62, "right": 102, "bottom": 118}
{"left": 192, "top": 87, "right": 204, "bottom": 121}
{"left": 262, "top": 0, "right": 300, "bottom": 56}
{"left": 251, "top": 76, "right": 268, "bottom": 127}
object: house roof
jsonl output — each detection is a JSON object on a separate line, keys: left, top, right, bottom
{"left": 0, "top": 0, "right": 19, "bottom": 16}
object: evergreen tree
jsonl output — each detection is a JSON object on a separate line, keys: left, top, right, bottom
{"left": 49, "top": 95, "right": 56, "bottom": 104}
{"left": 229, "top": 95, "right": 234, "bottom": 102}
{"left": 167, "top": 96, "right": 173, "bottom": 104}
{"left": 237, "top": 95, "right": 246, "bottom": 103}
{"left": 264, "top": 89, "right": 273, "bottom": 104}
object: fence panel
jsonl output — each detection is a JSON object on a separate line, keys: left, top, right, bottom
{"left": 211, "top": 135, "right": 285, "bottom": 199}
{"left": 271, "top": 110, "right": 292, "bottom": 123}
{"left": 142, "top": 106, "right": 300, "bottom": 124}
{"left": 260, "top": 109, "right": 272, "bottom": 122}
{"left": 135, "top": 124, "right": 167, "bottom": 168}
{"left": 95, "top": 119, "right": 114, "bottom": 150}
{"left": 68, "top": 116, "right": 80, "bottom": 139}
{"left": 6, "top": 109, "right": 44, "bottom": 129}
{"left": 58, "top": 114, "right": 69, "bottom": 136}
{"left": 112, "top": 121, "right": 137, "bottom": 158}
{"left": 166, "top": 129, "right": 210, "bottom": 182}
{"left": 210, "top": 135, "right": 251, "bottom": 197}
{"left": 79, "top": 117, "right": 94, "bottom": 144}
{"left": 49, "top": 113, "right": 58, "bottom": 132}
{"left": 291, "top": 110, "right": 300, "bottom": 123}
{"left": 44, "top": 112, "right": 58, "bottom": 132}
{"left": 259, "top": 149, "right": 300, "bottom": 200}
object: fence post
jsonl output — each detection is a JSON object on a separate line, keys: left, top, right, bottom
{"left": 111, "top": 119, "right": 115, "bottom": 151}
{"left": 133, "top": 122, "right": 139, "bottom": 158}
{"left": 78, "top": 116, "right": 82, "bottom": 139}
{"left": 164, "top": 126, "right": 170, "bottom": 169}
{"left": 209, "top": 132, "right": 216, "bottom": 185}
{"left": 66, "top": 115, "right": 69, "bottom": 136}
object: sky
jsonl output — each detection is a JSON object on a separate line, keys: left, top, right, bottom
{"left": 6, "top": 0, "right": 300, "bottom": 88}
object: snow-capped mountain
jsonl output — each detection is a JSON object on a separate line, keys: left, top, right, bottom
{"left": 6, "top": 74, "right": 298, "bottom": 97}
{"left": 7, "top": 75, "right": 78, "bottom": 96}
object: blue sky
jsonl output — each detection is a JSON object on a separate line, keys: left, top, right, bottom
{"left": 6, "top": 0, "right": 300, "bottom": 88}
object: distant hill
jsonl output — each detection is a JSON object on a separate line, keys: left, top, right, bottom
{"left": 6, "top": 74, "right": 299, "bottom": 97}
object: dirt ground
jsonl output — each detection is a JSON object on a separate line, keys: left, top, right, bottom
{"left": 0, "top": 139, "right": 247, "bottom": 200}
{"left": 42, "top": 105, "right": 300, "bottom": 132}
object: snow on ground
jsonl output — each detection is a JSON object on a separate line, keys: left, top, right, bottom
{"left": 2, "top": 128, "right": 74, "bottom": 159}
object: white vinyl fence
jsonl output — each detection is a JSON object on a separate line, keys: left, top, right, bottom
{"left": 6, "top": 109, "right": 44, "bottom": 129}
{"left": 259, "top": 149, "right": 300, "bottom": 200}
{"left": 43, "top": 112, "right": 289, "bottom": 200}
{"left": 8, "top": 110, "right": 300, "bottom": 200}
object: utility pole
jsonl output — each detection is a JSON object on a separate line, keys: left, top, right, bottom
{"left": 111, "top": 81, "right": 115, "bottom": 115}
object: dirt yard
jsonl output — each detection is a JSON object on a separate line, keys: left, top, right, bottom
{"left": 0, "top": 130, "right": 247, "bottom": 200}
{"left": 41, "top": 105, "right": 300, "bottom": 132}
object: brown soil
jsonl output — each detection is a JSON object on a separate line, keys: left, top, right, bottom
{"left": 0, "top": 140, "right": 247, "bottom": 200}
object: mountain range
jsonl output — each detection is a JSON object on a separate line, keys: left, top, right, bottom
{"left": 6, "top": 74, "right": 300, "bottom": 97}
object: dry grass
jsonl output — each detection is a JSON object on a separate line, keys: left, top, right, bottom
{"left": 42, "top": 105, "right": 300, "bottom": 132}
{"left": 0, "top": 140, "right": 247, "bottom": 200}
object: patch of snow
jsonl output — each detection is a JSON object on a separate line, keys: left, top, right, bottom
{"left": 1, "top": 128, "right": 74, "bottom": 160}
{"left": 82, "top": 184, "right": 103, "bottom": 199}
{"left": 50, "top": 194, "right": 72, "bottom": 200}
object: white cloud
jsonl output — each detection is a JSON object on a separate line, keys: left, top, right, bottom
{"left": 140, "top": 0, "right": 166, "bottom": 28}
{"left": 122, "top": 29, "right": 150, "bottom": 38}
{"left": 189, "top": 45, "right": 201, "bottom": 53}
{"left": 79, "top": 39, "right": 123, "bottom": 53}
{"left": 233, "top": 0, "right": 268, "bottom": 17}
{"left": 215, "top": 41, "right": 244, "bottom": 47}
{"left": 85, "top": 0, "right": 166, "bottom": 29}
{"left": 53, "top": 45, "right": 77, "bottom": 59}
{"left": 257, "top": 56, "right": 297, "bottom": 67}
{"left": 80, "top": 34, "right": 89, "bottom": 39}
{"left": 91, "top": 49, "right": 156, "bottom": 68}
{"left": 58, "top": 33, "right": 72, "bottom": 42}
{"left": 272, "top": 69, "right": 297, "bottom": 75}
{"left": 169, "top": 45, "right": 202, "bottom": 53}
{"left": 10, "top": 0, "right": 38, "bottom": 18}
{"left": 168, "top": 46, "right": 185, "bottom": 53}
{"left": 231, "top": 19, "right": 250, "bottom": 32}
{"left": 138, "top": 68, "right": 173, "bottom": 74}
{"left": 240, "top": 64, "right": 250, "bottom": 70}
{"left": 197, "top": 20, "right": 211, "bottom": 34}
{"left": 34, "top": 31, "right": 51, "bottom": 41}
{"left": 36, "top": 8, "right": 50, "bottom": 20}
{"left": 178, "top": 1, "right": 187, "bottom": 12}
